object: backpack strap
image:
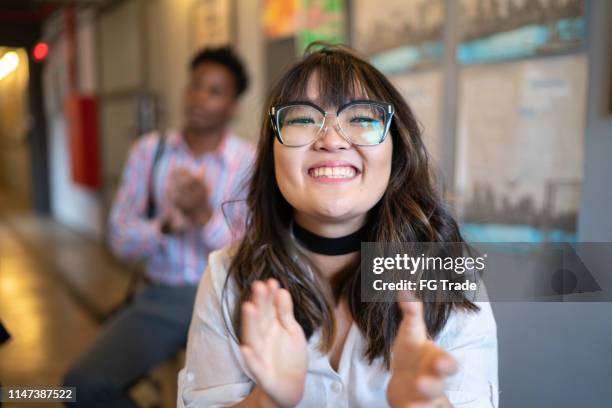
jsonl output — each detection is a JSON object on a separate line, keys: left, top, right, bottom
{"left": 145, "top": 132, "right": 166, "bottom": 219}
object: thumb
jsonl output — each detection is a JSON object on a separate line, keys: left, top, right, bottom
{"left": 397, "top": 297, "right": 428, "bottom": 344}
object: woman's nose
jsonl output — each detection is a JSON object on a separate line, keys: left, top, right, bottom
{"left": 312, "top": 120, "right": 351, "bottom": 151}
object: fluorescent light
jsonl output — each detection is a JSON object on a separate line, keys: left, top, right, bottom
{"left": 0, "top": 51, "right": 20, "bottom": 81}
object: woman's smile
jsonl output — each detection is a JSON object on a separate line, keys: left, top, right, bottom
{"left": 305, "top": 160, "right": 361, "bottom": 183}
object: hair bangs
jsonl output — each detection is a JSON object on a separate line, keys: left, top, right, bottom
{"left": 275, "top": 51, "right": 373, "bottom": 109}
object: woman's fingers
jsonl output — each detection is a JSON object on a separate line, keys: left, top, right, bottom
{"left": 242, "top": 283, "right": 271, "bottom": 346}
{"left": 266, "top": 278, "right": 301, "bottom": 334}
{"left": 241, "top": 301, "right": 264, "bottom": 349}
{"left": 429, "top": 348, "right": 458, "bottom": 377}
{"left": 388, "top": 295, "right": 459, "bottom": 408}
{"left": 396, "top": 296, "right": 458, "bottom": 377}
{"left": 415, "top": 375, "right": 446, "bottom": 399}
{"left": 266, "top": 278, "right": 280, "bottom": 292}
{"left": 275, "top": 288, "right": 298, "bottom": 330}
{"left": 240, "top": 278, "right": 307, "bottom": 406}
{"left": 251, "top": 281, "right": 268, "bottom": 309}
{"left": 250, "top": 282, "right": 269, "bottom": 338}
{"left": 261, "top": 279, "right": 277, "bottom": 318}
{"left": 242, "top": 279, "right": 287, "bottom": 342}
{"left": 252, "top": 281, "right": 276, "bottom": 333}
{"left": 397, "top": 299, "right": 428, "bottom": 344}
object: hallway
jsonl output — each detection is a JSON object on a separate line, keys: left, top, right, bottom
{"left": 0, "top": 195, "right": 133, "bottom": 406}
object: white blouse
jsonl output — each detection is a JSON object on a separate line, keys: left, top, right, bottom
{"left": 178, "top": 245, "right": 499, "bottom": 408}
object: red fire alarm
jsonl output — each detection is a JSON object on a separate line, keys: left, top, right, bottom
{"left": 65, "top": 93, "right": 100, "bottom": 189}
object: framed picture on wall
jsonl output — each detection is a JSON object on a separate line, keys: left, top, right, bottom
{"left": 262, "top": 0, "right": 298, "bottom": 39}
{"left": 351, "top": 0, "right": 444, "bottom": 73}
{"left": 457, "top": 0, "right": 586, "bottom": 64}
{"left": 189, "top": 0, "right": 233, "bottom": 52}
{"left": 455, "top": 54, "right": 587, "bottom": 243}
{"left": 296, "top": 0, "right": 347, "bottom": 54}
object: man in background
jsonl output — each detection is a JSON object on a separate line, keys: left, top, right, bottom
{"left": 63, "top": 47, "right": 254, "bottom": 407}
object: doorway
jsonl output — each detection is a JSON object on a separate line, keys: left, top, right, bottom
{"left": 0, "top": 47, "right": 33, "bottom": 212}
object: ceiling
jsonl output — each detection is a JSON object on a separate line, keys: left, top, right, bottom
{"left": 0, "top": 0, "right": 108, "bottom": 6}
{"left": 0, "top": 0, "right": 111, "bottom": 22}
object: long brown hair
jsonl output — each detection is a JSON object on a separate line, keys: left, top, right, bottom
{"left": 223, "top": 43, "right": 477, "bottom": 367}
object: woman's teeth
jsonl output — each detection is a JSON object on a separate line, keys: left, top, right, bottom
{"left": 309, "top": 166, "right": 357, "bottom": 178}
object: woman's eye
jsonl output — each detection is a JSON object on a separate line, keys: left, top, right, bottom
{"left": 350, "top": 116, "right": 380, "bottom": 126}
{"left": 285, "top": 117, "right": 316, "bottom": 126}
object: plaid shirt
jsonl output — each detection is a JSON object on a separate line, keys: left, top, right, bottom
{"left": 108, "top": 130, "right": 254, "bottom": 285}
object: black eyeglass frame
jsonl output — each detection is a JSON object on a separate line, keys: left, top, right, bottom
{"left": 269, "top": 99, "right": 395, "bottom": 147}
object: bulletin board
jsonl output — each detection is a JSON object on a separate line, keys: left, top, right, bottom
{"left": 352, "top": 0, "right": 444, "bottom": 73}
{"left": 455, "top": 54, "right": 587, "bottom": 241}
{"left": 458, "top": 0, "right": 586, "bottom": 64}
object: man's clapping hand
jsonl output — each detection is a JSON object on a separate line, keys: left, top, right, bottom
{"left": 161, "top": 168, "right": 212, "bottom": 233}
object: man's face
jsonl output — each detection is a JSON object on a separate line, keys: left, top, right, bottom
{"left": 184, "top": 62, "right": 237, "bottom": 133}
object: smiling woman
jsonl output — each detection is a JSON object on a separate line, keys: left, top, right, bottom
{"left": 178, "top": 43, "right": 498, "bottom": 408}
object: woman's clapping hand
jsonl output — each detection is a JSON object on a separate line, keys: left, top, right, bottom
{"left": 239, "top": 279, "right": 308, "bottom": 408}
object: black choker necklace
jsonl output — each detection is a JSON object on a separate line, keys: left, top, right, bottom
{"left": 292, "top": 221, "right": 369, "bottom": 255}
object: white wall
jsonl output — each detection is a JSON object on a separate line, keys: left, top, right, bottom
{"left": 43, "top": 9, "right": 102, "bottom": 237}
{"left": 234, "top": 0, "right": 265, "bottom": 141}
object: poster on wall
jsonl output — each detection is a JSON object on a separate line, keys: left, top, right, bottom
{"left": 190, "top": 0, "right": 232, "bottom": 52}
{"left": 458, "top": 0, "right": 586, "bottom": 64}
{"left": 390, "top": 70, "right": 443, "bottom": 164}
{"left": 263, "top": 0, "right": 298, "bottom": 39}
{"left": 455, "top": 54, "right": 587, "bottom": 242}
{"left": 296, "top": 0, "right": 346, "bottom": 54}
{"left": 352, "top": 0, "right": 444, "bottom": 74}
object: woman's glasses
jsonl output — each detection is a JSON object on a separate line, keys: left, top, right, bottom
{"left": 270, "top": 100, "right": 394, "bottom": 147}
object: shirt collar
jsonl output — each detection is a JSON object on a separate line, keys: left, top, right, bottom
{"left": 166, "top": 129, "right": 232, "bottom": 163}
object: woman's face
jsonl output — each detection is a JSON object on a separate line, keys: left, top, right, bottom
{"left": 273, "top": 74, "right": 393, "bottom": 233}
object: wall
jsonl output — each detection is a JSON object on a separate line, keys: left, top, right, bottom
{"left": 97, "top": 0, "right": 149, "bottom": 218}
{"left": 577, "top": 0, "right": 612, "bottom": 242}
{"left": 234, "top": 0, "right": 265, "bottom": 140}
{"left": 43, "top": 9, "right": 102, "bottom": 237}
{"left": 492, "top": 2, "right": 612, "bottom": 407}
